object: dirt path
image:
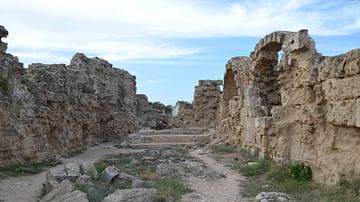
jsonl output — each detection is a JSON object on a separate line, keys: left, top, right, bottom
{"left": 185, "top": 148, "right": 252, "bottom": 202}
{"left": 0, "top": 143, "right": 252, "bottom": 202}
{"left": 0, "top": 143, "right": 144, "bottom": 202}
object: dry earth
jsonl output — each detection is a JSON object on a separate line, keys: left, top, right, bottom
{"left": 0, "top": 144, "right": 144, "bottom": 202}
{"left": 183, "top": 148, "right": 252, "bottom": 202}
{"left": 0, "top": 144, "right": 252, "bottom": 202}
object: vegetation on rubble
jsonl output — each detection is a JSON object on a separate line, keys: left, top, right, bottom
{"left": 211, "top": 146, "right": 360, "bottom": 202}
{"left": 0, "top": 159, "right": 61, "bottom": 178}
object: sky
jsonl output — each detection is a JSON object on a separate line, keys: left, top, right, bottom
{"left": 1, "top": 0, "right": 360, "bottom": 105}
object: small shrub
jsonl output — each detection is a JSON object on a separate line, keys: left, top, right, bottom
{"left": 94, "top": 160, "right": 107, "bottom": 173}
{"left": 288, "top": 162, "right": 312, "bottom": 181}
{"left": 239, "top": 158, "right": 272, "bottom": 176}
{"left": 154, "top": 177, "right": 192, "bottom": 199}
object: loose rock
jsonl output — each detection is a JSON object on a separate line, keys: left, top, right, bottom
{"left": 102, "top": 188, "right": 159, "bottom": 202}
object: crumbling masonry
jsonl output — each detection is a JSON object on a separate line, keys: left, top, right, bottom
{"left": 218, "top": 30, "right": 360, "bottom": 185}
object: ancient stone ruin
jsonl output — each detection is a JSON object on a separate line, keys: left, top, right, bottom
{"left": 0, "top": 26, "right": 170, "bottom": 166}
{"left": 1, "top": 23, "right": 360, "bottom": 194}
{"left": 214, "top": 30, "right": 360, "bottom": 185}
{"left": 173, "top": 80, "right": 223, "bottom": 128}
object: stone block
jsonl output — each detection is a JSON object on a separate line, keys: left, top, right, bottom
{"left": 80, "top": 162, "right": 98, "bottom": 179}
{"left": 46, "top": 169, "right": 68, "bottom": 183}
{"left": 356, "top": 98, "right": 360, "bottom": 127}
{"left": 102, "top": 166, "right": 120, "bottom": 182}
{"left": 64, "top": 163, "right": 81, "bottom": 182}
{"left": 326, "top": 100, "right": 356, "bottom": 126}
{"left": 248, "top": 106, "right": 267, "bottom": 117}
{"left": 245, "top": 96, "right": 262, "bottom": 107}
{"left": 255, "top": 117, "right": 273, "bottom": 129}
{"left": 245, "top": 86, "right": 259, "bottom": 97}
{"left": 271, "top": 106, "right": 284, "bottom": 122}
{"left": 322, "top": 77, "right": 360, "bottom": 101}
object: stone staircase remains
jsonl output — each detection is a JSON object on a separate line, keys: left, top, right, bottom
{"left": 126, "top": 128, "right": 210, "bottom": 148}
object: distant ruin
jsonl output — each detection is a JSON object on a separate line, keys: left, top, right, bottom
{"left": 178, "top": 30, "right": 360, "bottom": 185}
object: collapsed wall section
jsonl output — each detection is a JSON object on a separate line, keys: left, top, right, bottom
{"left": 218, "top": 29, "right": 360, "bottom": 185}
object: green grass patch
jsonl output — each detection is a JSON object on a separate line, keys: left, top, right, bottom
{"left": 239, "top": 158, "right": 360, "bottom": 202}
{"left": 239, "top": 158, "right": 272, "bottom": 177}
{"left": 0, "top": 159, "right": 61, "bottom": 177}
{"left": 94, "top": 160, "right": 107, "bottom": 173}
{"left": 154, "top": 177, "right": 192, "bottom": 200}
{"left": 210, "top": 145, "right": 237, "bottom": 155}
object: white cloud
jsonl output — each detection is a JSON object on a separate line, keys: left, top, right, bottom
{"left": 1, "top": 0, "right": 360, "bottom": 63}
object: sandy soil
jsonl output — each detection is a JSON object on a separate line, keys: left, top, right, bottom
{"left": 184, "top": 148, "right": 252, "bottom": 202}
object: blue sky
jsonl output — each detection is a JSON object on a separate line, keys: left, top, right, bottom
{"left": 1, "top": 0, "right": 360, "bottom": 105}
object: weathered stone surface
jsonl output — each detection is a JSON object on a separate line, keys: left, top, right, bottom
{"left": 42, "top": 180, "right": 59, "bottom": 194}
{"left": 102, "top": 166, "right": 120, "bottom": 182}
{"left": 174, "top": 80, "right": 222, "bottom": 128}
{"left": 75, "top": 175, "right": 93, "bottom": 186}
{"left": 118, "top": 172, "right": 138, "bottom": 181}
{"left": 39, "top": 180, "right": 73, "bottom": 202}
{"left": 64, "top": 163, "right": 81, "bottom": 182}
{"left": 80, "top": 162, "right": 98, "bottom": 179}
{"left": 46, "top": 168, "right": 69, "bottom": 183}
{"left": 0, "top": 26, "right": 143, "bottom": 165}
{"left": 136, "top": 94, "right": 171, "bottom": 129}
{"left": 206, "top": 30, "right": 360, "bottom": 185}
{"left": 102, "top": 188, "right": 159, "bottom": 202}
{"left": 255, "top": 192, "right": 293, "bottom": 202}
{"left": 0, "top": 25, "right": 8, "bottom": 54}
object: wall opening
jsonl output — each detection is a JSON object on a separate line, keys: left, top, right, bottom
{"left": 222, "top": 68, "right": 238, "bottom": 118}
{"left": 255, "top": 42, "right": 283, "bottom": 115}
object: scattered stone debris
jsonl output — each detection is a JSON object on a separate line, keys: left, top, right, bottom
{"left": 102, "top": 188, "right": 159, "bottom": 202}
{"left": 255, "top": 192, "right": 294, "bottom": 202}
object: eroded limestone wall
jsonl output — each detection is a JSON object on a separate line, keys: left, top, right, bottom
{"left": 176, "top": 80, "right": 222, "bottom": 128}
{"left": 0, "top": 26, "right": 140, "bottom": 165}
{"left": 218, "top": 30, "right": 360, "bottom": 185}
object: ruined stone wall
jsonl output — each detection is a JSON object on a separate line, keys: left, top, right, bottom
{"left": 171, "top": 102, "right": 193, "bottom": 127}
{"left": 218, "top": 29, "right": 360, "bottom": 185}
{"left": 136, "top": 94, "right": 171, "bottom": 129}
{"left": 0, "top": 26, "right": 139, "bottom": 165}
{"left": 176, "top": 80, "right": 222, "bottom": 128}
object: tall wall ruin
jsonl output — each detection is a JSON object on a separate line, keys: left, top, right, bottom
{"left": 174, "top": 80, "right": 222, "bottom": 128}
{"left": 218, "top": 29, "right": 360, "bottom": 185}
{"left": 0, "top": 26, "right": 141, "bottom": 165}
